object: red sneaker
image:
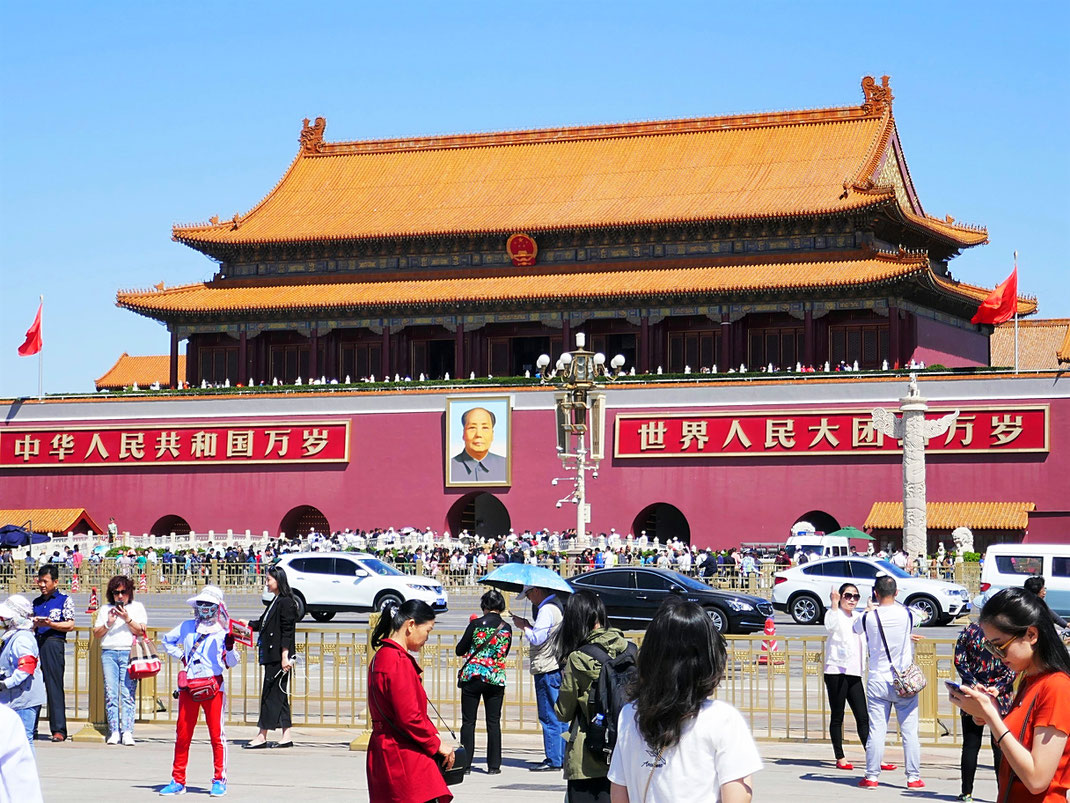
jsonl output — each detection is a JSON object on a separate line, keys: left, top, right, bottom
{"left": 835, "top": 759, "right": 854, "bottom": 770}
{"left": 858, "top": 778, "right": 879, "bottom": 789}
{"left": 907, "top": 779, "right": 926, "bottom": 789}
{"left": 880, "top": 763, "right": 897, "bottom": 771}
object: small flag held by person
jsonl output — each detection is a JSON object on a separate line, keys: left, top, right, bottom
{"left": 17, "top": 300, "right": 43, "bottom": 356}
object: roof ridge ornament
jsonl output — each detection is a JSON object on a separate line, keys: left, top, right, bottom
{"left": 861, "top": 75, "right": 893, "bottom": 116}
{"left": 300, "top": 117, "right": 327, "bottom": 154}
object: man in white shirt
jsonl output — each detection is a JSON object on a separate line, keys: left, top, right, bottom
{"left": 0, "top": 702, "right": 43, "bottom": 803}
{"left": 511, "top": 584, "right": 566, "bottom": 771}
{"left": 853, "top": 574, "right": 923, "bottom": 789}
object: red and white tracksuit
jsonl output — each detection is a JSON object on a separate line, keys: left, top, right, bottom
{"left": 162, "top": 621, "right": 240, "bottom": 784}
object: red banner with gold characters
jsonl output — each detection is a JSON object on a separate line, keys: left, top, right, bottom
{"left": 0, "top": 421, "right": 351, "bottom": 468}
{"left": 614, "top": 406, "right": 1048, "bottom": 458}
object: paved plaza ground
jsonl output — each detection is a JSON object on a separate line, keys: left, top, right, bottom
{"left": 35, "top": 723, "right": 998, "bottom": 801}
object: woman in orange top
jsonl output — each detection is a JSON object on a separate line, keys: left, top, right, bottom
{"left": 950, "top": 588, "right": 1070, "bottom": 802}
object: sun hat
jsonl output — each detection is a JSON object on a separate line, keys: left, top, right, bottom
{"left": 186, "top": 585, "right": 225, "bottom": 607}
{"left": 0, "top": 594, "right": 35, "bottom": 628}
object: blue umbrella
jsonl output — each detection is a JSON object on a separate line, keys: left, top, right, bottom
{"left": 478, "top": 563, "right": 573, "bottom": 595}
{"left": 0, "top": 524, "right": 51, "bottom": 548}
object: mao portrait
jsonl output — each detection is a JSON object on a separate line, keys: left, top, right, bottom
{"left": 445, "top": 396, "right": 511, "bottom": 487}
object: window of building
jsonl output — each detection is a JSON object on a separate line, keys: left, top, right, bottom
{"left": 747, "top": 327, "right": 802, "bottom": 369}
{"left": 270, "top": 345, "right": 310, "bottom": 384}
{"left": 198, "top": 347, "right": 238, "bottom": 385}
{"left": 339, "top": 342, "right": 382, "bottom": 381}
{"left": 829, "top": 324, "right": 889, "bottom": 369}
{"left": 668, "top": 330, "right": 720, "bottom": 372}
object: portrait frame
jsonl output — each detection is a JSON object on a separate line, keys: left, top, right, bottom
{"left": 445, "top": 395, "right": 512, "bottom": 488}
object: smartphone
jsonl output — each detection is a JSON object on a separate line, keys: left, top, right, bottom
{"left": 944, "top": 680, "right": 963, "bottom": 693}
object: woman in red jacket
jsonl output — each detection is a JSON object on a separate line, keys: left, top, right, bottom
{"left": 367, "top": 600, "right": 455, "bottom": 803}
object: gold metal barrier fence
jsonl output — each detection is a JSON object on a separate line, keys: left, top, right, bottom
{"left": 54, "top": 626, "right": 969, "bottom": 746}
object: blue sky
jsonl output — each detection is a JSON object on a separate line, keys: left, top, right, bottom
{"left": 2, "top": 1, "right": 1067, "bottom": 396}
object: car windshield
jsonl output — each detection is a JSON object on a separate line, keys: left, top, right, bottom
{"left": 876, "top": 559, "right": 911, "bottom": 578}
{"left": 357, "top": 558, "right": 404, "bottom": 576}
{"left": 670, "top": 572, "right": 713, "bottom": 592}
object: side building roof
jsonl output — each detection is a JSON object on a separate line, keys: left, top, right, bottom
{"left": 95, "top": 353, "right": 186, "bottom": 391}
{"left": 171, "top": 76, "right": 987, "bottom": 254}
{"left": 991, "top": 319, "right": 1070, "bottom": 370}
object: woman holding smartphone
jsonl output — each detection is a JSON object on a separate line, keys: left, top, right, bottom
{"left": 950, "top": 588, "right": 1070, "bottom": 802}
{"left": 91, "top": 575, "right": 148, "bottom": 745}
{"left": 822, "top": 583, "right": 869, "bottom": 770}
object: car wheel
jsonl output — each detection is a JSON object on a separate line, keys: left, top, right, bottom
{"left": 906, "top": 595, "right": 940, "bottom": 626}
{"left": 376, "top": 592, "right": 404, "bottom": 613}
{"left": 292, "top": 593, "right": 307, "bottom": 621}
{"left": 704, "top": 606, "right": 728, "bottom": 634}
{"left": 789, "top": 593, "right": 822, "bottom": 625}
{"left": 310, "top": 611, "right": 336, "bottom": 623}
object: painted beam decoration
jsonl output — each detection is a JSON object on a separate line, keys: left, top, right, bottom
{"left": 614, "top": 406, "right": 1049, "bottom": 458}
{"left": 0, "top": 421, "right": 351, "bottom": 468}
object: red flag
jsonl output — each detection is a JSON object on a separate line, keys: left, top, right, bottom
{"left": 17, "top": 302, "right": 43, "bottom": 356}
{"left": 971, "top": 267, "right": 1018, "bottom": 325}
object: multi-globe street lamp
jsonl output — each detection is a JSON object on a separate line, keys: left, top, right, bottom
{"left": 536, "top": 334, "right": 626, "bottom": 543}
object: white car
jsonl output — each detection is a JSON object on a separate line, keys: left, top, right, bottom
{"left": 265, "top": 552, "right": 448, "bottom": 622}
{"left": 772, "top": 556, "right": 970, "bottom": 626}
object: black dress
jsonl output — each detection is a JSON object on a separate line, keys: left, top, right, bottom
{"left": 250, "top": 595, "right": 298, "bottom": 730}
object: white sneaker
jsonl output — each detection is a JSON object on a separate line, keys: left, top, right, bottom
{"left": 106, "top": 731, "right": 120, "bottom": 745}
{"left": 122, "top": 732, "right": 135, "bottom": 746}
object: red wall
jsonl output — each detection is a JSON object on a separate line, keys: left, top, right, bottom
{"left": 1, "top": 385, "right": 1067, "bottom": 549}
{"left": 912, "top": 316, "right": 988, "bottom": 368}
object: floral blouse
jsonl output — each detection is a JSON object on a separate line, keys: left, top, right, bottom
{"left": 455, "top": 613, "right": 512, "bottom": 687}
{"left": 954, "top": 622, "right": 1017, "bottom": 715}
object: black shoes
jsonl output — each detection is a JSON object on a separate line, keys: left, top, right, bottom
{"left": 530, "top": 759, "right": 561, "bottom": 772}
{"left": 242, "top": 740, "right": 268, "bottom": 750}
{"left": 487, "top": 768, "right": 502, "bottom": 775}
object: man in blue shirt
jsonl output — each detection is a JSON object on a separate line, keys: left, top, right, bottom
{"left": 32, "top": 565, "right": 75, "bottom": 741}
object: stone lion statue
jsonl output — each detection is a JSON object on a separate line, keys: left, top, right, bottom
{"left": 951, "top": 526, "right": 974, "bottom": 560}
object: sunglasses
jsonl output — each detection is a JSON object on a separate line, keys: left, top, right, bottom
{"left": 982, "top": 634, "right": 1018, "bottom": 660}
{"left": 841, "top": 593, "right": 861, "bottom": 601}
{"left": 113, "top": 589, "right": 129, "bottom": 595}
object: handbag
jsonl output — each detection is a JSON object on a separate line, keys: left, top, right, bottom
{"left": 457, "top": 623, "right": 507, "bottom": 688}
{"left": 871, "top": 609, "right": 927, "bottom": 697}
{"left": 177, "top": 632, "right": 222, "bottom": 702}
{"left": 370, "top": 654, "right": 466, "bottom": 786}
{"left": 128, "top": 635, "right": 162, "bottom": 680}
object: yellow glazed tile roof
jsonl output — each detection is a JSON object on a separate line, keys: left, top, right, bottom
{"left": 95, "top": 353, "right": 186, "bottom": 390}
{"left": 991, "top": 319, "right": 1070, "bottom": 370}
{"left": 1059, "top": 324, "right": 1070, "bottom": 363}
{"left": 865, "top": 501, "right": 1036, "bottom": 531}
{"left": 118, "top": 252, "right": 932, "bottom": 316}
{"left": 172, "top": 77, "right": 984, "bottom": 249}
{"left": 0, "top": 508, "right": 104, "bottom": 535}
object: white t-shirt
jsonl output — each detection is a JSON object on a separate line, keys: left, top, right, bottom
{"left": 94, "top": 601, "right": 148, "bottom": 650}
{"left": 853, "top": 603, "right": 916, "bottom": 684}
{"left": 0, "top": 702, "right": 43, "bottom": 803}
{"left": 608, "top": 699, "right": 763, "bottom": 803}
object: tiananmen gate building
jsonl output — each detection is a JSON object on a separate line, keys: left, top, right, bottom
{"left": 2, "top": 76, "right": 1067, "bottom": 552}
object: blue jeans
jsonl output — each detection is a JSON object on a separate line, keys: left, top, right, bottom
{"left": 533, "top": 670, "right": 565, "bottom": 767}
{"left": 15, "top": 706, "right": 39, "bottom": 755}
{"left": 102, "top": 648, "right": 138, "bottom": 735}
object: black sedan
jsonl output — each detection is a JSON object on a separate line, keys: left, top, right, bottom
{"left": 568, "top": 567, "right": 773, "bottom": 634}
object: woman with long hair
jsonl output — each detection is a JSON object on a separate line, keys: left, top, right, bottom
{"left": 91, "top": 575, "right": 148, "bottom": 745}
{"left": 608, "top": 597, "right": 762, "bottom": 803}
{"left": 245, "top": 565, "right": 298, "bottom": 749}
{"left": 367, "top": 599, "right": 455, "bottom": 803}
{"left": 554, "top": 590, "right": 631, "bottom": 803}
{"left": 455, "top": 589, "right": 512, "bottom": 775}
{"left": 950, "top": 587, "right": 1070, "bottom": 802}
{"left": 823, "top": 582, "right": 869, "bottom": 770}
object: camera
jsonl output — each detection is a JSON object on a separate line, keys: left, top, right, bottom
{"left": 555, "top": 502, "right": 562, "bottom": 508}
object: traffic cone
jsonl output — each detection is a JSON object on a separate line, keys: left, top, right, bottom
{"left": 757, "top": 615, "right": 784, "bottom": 665}
{"left": 71, "top": 573, "right": 80, "bottom": 593}
{"left": 139, "top": 573, "right": 148, "bottom": 593}
{"left": 86, "top": 587, "right": 100, "bottom": 614}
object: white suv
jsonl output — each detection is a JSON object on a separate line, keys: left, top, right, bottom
{"left": 772, "top": 556, "right": 970, "bottom": 626}
{"left": 266, "top": 552, "right": 448, "bottom": 622}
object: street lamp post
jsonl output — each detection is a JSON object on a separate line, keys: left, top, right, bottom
{"left": 537, "top": 333, "right": 625, "bottom": 544}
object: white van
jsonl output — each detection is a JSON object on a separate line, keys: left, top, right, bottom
{"left": 784, "top": 532, "right": 851, "bottom": 563}
{"left": 980, "top": 544, "right": 1070, "bottom": 617}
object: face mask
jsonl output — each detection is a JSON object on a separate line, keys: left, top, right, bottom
{"left": 195, "top": 603, "right": 219, "bottom": 621}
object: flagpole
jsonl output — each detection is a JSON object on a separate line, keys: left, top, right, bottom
{"left": 1013, "top": 252, "right": 1019, "bottom": 374}
{"left": 38, "top": 294, "right": 44, "bottom": 399}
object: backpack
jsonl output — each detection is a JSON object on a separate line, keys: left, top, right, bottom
{"left": 578, "top": 641, "right": 639, "bottom": 763}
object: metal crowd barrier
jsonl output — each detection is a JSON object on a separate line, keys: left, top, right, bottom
{"left": 48, "top": 624, "right": 971, "bottom": 746}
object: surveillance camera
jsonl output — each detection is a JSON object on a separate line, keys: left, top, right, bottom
{"left": 556, "top": 502, "right": 563, "bottom": 508}
{"left": 551, "top": 478, "right": 558, "bottom": 486}
{"left": 593, "top": 471, "right": 598, "bottom": 478}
